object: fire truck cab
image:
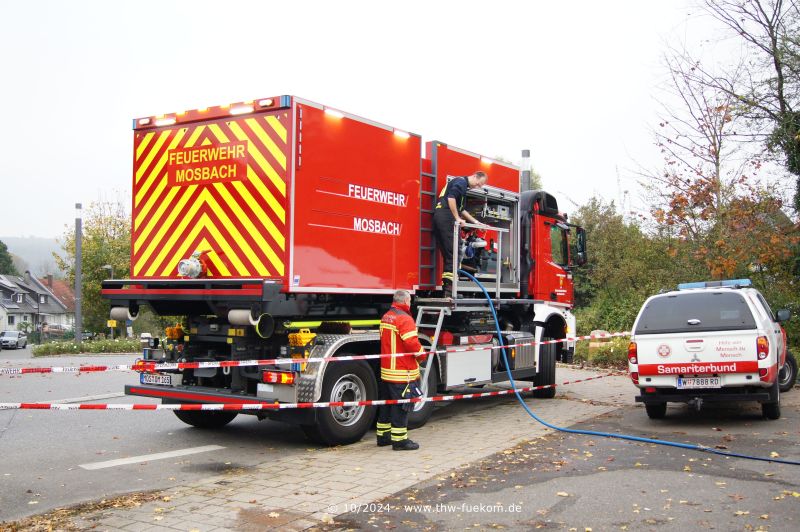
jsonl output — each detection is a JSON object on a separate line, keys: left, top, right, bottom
{"left": 103, "top": 96, "right": 586, "bottom": 445}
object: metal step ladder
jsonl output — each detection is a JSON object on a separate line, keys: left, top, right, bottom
{"left": 415, "top": 306, "right": 449, "bottom": 395}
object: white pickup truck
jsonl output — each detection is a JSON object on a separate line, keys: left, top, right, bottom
{"left": 628, "top": 279, "right": 794, "bottom": 420}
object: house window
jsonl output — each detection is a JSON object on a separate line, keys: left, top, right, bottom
{"left": 15, "top": 294, "right": 23, "bottom": 303}
{"left": 8, "top": 316, "right": 14, "bottom": 325}
{"left": 39, "top": 295, "right": 47, "bottom": 304}
{"left": 23, "top": 315, "right": 29, "bottom": 322}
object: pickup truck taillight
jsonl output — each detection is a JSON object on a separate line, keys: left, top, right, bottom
{"left": 756, "top": 336, "right": 769, "bottom": 360}
{"left": 627, "top": 342, "right": 638, "bottom": 365}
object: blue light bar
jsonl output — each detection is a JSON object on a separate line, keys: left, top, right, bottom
{"left": 677, "top": 279, "right": 752, "bottom": 290}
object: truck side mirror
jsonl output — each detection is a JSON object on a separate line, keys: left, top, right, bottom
{"left": 571, "top": 226, "right": 587, "bottom": 267}
{"left": 776, "top": 309, "right": 791, "bottom": 322}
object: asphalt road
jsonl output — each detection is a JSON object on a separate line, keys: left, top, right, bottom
{"left": 331, "top": 391, "right": 800, "bottom": 531}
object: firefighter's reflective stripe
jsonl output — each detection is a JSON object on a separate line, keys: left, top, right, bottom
{"left": 391, "top": 426, "right": 408, "bottom": 442}
{"left": 376, "top": 421, "right": 391, "bottom": 437}
{"left": 400, "top": 330, "right": 418, "bottom": 341}
{"left": 441, "top": 271, "right": 454, "bottom": 281}
{"left": 380, "top": 367, "right": 420, "bottom": 382}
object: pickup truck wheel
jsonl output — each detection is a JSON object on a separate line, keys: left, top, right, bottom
{"left": 645, "top": 402, "right": 667, "bottom": 419}
{"left": 308, "top": 359, "right": 377, "bottom": 446}
{"left": 778, "top": 351, "right": 797, "bottom": 393}
{"left": 172, "top": 409, "right": 239, "bottom": 429}
{"left": 408, "top": 360, "right": 438, "bottom": 429}
{"left": 532, "top": 337, "right": 557, "bottom": 398}
{"left": 762, "top": 381, "right": 781, "bottom": 420}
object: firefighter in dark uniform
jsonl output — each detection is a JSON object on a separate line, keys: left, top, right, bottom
{"left": 432, "top": 171, "right": 489, "bottom": 297}
{"left": 376, "top": 290, "right": 428, "bottom": 450}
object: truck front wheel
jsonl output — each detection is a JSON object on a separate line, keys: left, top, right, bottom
{"left": 172, "top": 409, "right": 238, "bottom": 429}
{"left": 303, "top": 359, "right": 378, "bottom": 446}
{"left": 532, "top": 337, "right": 557, "bottom": 398}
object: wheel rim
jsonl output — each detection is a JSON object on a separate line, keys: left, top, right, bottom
{"left": 329, "top": 373, "right": 366, "bottom": 426}
{"left": 779, "top": 363, "right": 793, "bottom": 387}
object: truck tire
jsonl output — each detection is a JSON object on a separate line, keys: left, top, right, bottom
{"left": 645, "top": 402, "right": 667, "bottom": 419}
{"left": 408, "top": 361, "right": 438, "bottom": 430}
{"left": 532, "top": 337, "right": 557, "bottom": 398}
{"left": 762, "top": 380, "right": 781, "bottom": 420}
{"left": 172, "top": 409, "right": 239, "bottom": 429}
{"left": 304, "top": 359, "right": 378, "bottom": 446}
{"left": 778, "top": 351, "right": 797, "bottom": 393}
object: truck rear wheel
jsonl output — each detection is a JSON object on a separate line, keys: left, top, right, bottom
{"left": 172, "top": 409, "right": 239, "bottom": 429}
{"left": 532, "top": 337, "right": 557, "bottom": 398}
{"left": 778, "top": 351, "right": 797, "bottom": 393}
{"left": 408, "top": 360, "right": 438, "bottom": 429}
{"left": 303, "top": 359, "right": 377, "bottom": 446}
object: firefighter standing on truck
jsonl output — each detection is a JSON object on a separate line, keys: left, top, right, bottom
{"left": 377, "top": 290, "right": 427, "bottom": 451}
{"left": 432, "top": 171, "right": 489, "bottom": 298}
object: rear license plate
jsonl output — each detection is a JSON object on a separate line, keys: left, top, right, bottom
{"left": 677, "top": 376, "right": 721, "bottom": 389}
{"left": 140, "top": 373, "right": 175, "bottom": 386}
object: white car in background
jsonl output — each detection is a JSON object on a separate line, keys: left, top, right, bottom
{"left": 628, "top": 279, "right": 793, "bottom": 420}
{"left": 0, "top": 330, "right": 28, "bottom": 349}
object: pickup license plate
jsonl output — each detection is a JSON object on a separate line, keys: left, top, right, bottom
{"left": 677, "top": 376, "right": 721, "bottom": 389}
{"left": 140, "top": 373, "right": 175, "bottom": 386}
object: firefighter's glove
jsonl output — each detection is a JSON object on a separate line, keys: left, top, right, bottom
{"left": 401, "top": 381, "right": 423, "bottom": 413}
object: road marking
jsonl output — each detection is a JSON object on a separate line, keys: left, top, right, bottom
{"left": 49, "top": 393, "right": 127, "bottom": 404}
{"left": 79, "top": 445, "right": 225, "bottom": 470}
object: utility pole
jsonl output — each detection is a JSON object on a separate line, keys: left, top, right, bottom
{"left": 75, "top": 203, "right": 83, "bottom": 344}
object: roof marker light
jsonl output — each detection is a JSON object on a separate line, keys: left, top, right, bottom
{"left": 393, "top": 129, "right": 410, "bottom": 139}
{"left": 324, "top": 108, "right": 344, "bottom": 119}
{"left": 137, "top": 118, "right": 151, "bottom": 126}
{"left": 198, "top": 107, "right": 209, "bottom": 113}
{"left": 230, "top": 105, "right": 254, "bottom": 115}
{"left": 154, "top": 117, "right": 176, "bottom": 127}
{"left": 258, "top": 98, "right": 274, "bottom": 107}
{"left": 481, "top": 156, "right": 494, "bottom": 165}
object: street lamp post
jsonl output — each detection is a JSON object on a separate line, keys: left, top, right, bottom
{"left": 75, "top": 203, "right": 83, "bottom": 344}
{"left": 101, "top": 264, "right": 114, "bottom": 340}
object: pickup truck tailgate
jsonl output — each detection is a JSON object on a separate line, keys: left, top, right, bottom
{"left": 636, "top": 330, "right": 759, "bottom": 377}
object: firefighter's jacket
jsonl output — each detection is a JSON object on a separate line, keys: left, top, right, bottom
{"left": 380, "top": 303, "right": 426, "bottom": 383}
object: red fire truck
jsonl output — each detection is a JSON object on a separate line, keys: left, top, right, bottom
{"left": 102, "top": 95, "right": 587, "bottom": 445}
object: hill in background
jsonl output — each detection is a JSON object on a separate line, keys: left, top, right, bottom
{"left": 0, "top": 236, "right": 65, "bottom": 277}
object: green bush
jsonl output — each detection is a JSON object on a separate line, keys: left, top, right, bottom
{"left": 573, "top": 336, "right": 630, "bottom": 369}
{"left": 32, "top": 338, "right": 141, "bottom": 357}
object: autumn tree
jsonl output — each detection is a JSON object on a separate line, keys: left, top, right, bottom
{"left": 0, "top": 240, "right": 19, "bottom": 276}
{"left": 55, "top": 201, "right": 131, "bottom": 333}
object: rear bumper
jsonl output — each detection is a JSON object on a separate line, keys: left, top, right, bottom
{"left": 635, "top": 386, "right": 773, "bottom": 405}
{"left": 124, "top": 384, "right": 315, "bottom": 423}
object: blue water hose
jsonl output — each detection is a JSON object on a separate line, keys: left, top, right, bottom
{"left": 458, "top": 270, "right": 800, "bottom": 466}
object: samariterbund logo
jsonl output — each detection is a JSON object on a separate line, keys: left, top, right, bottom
{"left": 638, "top": 361, "right": 758, "bottom": 376}
{"left": 167, "top": 141, "right": 248, "bottom": 187}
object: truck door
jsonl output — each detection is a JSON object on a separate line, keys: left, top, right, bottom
{"left": 532, "top": 217, "right": 573, "bottom": 305}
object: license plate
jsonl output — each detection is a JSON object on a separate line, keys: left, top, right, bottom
{"left": 677, "top": 376, "right": 721, "bottom": 389}
{"left": 140, "top": 373, "right": 175, "bottom": 386}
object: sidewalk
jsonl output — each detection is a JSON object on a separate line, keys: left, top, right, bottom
{"left": 52, "top": 368, "right": 631, "bottom": 531}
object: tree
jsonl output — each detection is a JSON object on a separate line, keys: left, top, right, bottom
{"left": 689, "top": 0, "right": 800, "bottom": 211}
{"left": 54, "top": 201, "right": 131, "bottom": 333}
{"left": 0, "top": 240, "right": 19, "bottom": 275}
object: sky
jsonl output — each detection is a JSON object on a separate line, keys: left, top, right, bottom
{"left": 0, "top": 0, "right": 723, "bottom": 238}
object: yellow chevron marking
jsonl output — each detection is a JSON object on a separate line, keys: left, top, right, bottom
{"left": 203, "top": 240, "right": 232, "bottom": 277}
{"left": 134, "top": 126, "right": 203, "bottom": 230}
{"left": 134, "top": 185, "right": 199, "bottom": 276}
{"left": 133, "top": 186, "right": 179, "bottom": 255}
{"left": 227, "top": 122, "right": 286, "bottom": 196}
{"left": 135, "top": 132, "right": 155, "bottom": 165}
{"left": 244, "top": 118, "right": 287, "bottom": 170}
{"left": 135, "top": 130, "right": 171, "bottom": 184}
{"left": 135, "top": 128, "right": 187, "bottom": 207}
{"left": 208, "top": 123, "right": 230, "bottom": 143}
{"left": 199, "top": 192, "right": 266, "bottom": 274}
{"left": 266, "top": 115, "right": 287, "bottom": 143}
{"left": 214, "top": 183, "right": 284, "bottom": 275}
{"left": 160, "top": 210, "right": 252, "bottom": 277}
{"left": 143, "top": 188, "right": 212, "bottom": 277}
{"left": 231, "top": 180, "right": 285, "bottom": 248}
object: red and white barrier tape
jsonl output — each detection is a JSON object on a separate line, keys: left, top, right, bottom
{"left": 0, "top": 372, "right": 623, "bottom": 411}
{"left": 0, "top": 332, "right": 631, "bottom": 376}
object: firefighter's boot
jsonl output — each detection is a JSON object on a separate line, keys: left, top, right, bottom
{"left": 392, "top": 439, "right": 420, "bottom": 451}
{"left": 376, "top": 422, "right": 392, "bottom": 446}
{"left": 442, "top": 279, "right": 453, "bottom": 299}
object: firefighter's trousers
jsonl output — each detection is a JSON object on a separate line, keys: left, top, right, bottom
{"left": 432, "top": 208, "right": 458, "bottom": 283}
{"left": 377, "top": 380, "right": 412, "bottom": 442}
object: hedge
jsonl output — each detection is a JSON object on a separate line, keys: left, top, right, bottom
{"left": 32, "top": 338, "right": 141, "bottom": 357}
